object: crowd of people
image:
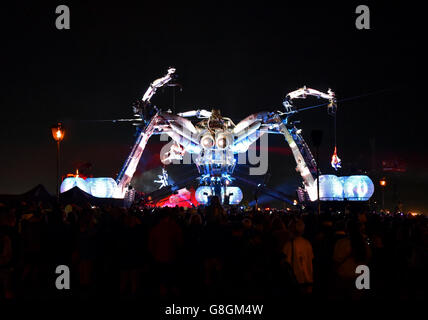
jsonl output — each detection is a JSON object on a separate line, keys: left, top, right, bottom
{"left": 0, "top": 197, "right": 426, "bottom": 300}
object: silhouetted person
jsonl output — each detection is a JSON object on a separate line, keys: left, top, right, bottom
{"left": 283, "top": 219, "right": 314, "bottom": 294}
{"left": 148, "top": 210, "right": 183, "bottom": 298}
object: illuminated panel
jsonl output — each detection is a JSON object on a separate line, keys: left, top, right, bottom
{"left": 316, "top": 175, "right": 344, "bottom": 201}
{"left": 343, "top": 175, "right": 374, "bottom": 201}
{"left": 195, "top": 186, "right": 212, "bottom": 205}
{"left": 338, "top": 176, "right": 347, "bottom": 188}
{"left": 60, "top": 177, "right": 90, "bottom": 194}
{"left": 223, "top": 186, "right": 243, "bottom": 204}
{"left": 60, "top": 177, "right": 78, "bottom": 193}
{"left": 86, "top": 178, "right": 118, "bottom": 198}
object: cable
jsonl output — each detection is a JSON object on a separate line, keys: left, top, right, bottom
{"left": 297, "top": 87, "right": 395, "bottom": 113}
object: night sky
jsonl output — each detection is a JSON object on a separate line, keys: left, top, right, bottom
{"left": 0, "top": 2, "right": 425, "bottom": 211}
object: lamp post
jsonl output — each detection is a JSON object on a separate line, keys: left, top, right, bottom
{"left": 379, "top": 178, "right": 386, "bottom": 211}
{"left": 51, "top": 123, "right": 65, "bottom": 200}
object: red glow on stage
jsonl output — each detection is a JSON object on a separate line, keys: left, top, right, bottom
{"left": 155, "top": 187, "right": 198, "bottom": 208}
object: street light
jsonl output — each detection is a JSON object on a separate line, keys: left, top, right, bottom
{"left": 379, "top": 178, "right": 386, "bottom": 211}
{"left": 51, "top": 123, "right": 65, "bottom": 199}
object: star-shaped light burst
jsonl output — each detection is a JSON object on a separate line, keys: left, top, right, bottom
{"left": 154, "top": 168, "right": 169, "bottom": 189}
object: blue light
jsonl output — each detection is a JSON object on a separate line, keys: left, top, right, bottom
{"left": 195, "top": 186, "right": 243, "bottom": 205}
{"left": 60, "top": 177, "right": 120, "bottom": 198}
{"left": 195, "top": 186, "right": 212, "bottom": 204}
{"left": 317, "top": 175, "right": 344, "bottom": 201}
{"left": 223, "top": 186, "right": 243, "bottom": 204}
{"left": 60, "top": 177, "right": 90, "bottom": 194}
{"left": 313, "top": 175, "right": 375, "bottom": 201}
{"left": 60, "top": 177, "right": 78, "bottom": 193}
{"left": 86, "top": 178, "right": 118, "bottom": 198}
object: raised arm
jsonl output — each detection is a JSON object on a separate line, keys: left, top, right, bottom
{"left": 115, "top": 68, "right": 179, "bottom": 197}
{"left": 142, "top": 67, "right": 177, "bottom": 103}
